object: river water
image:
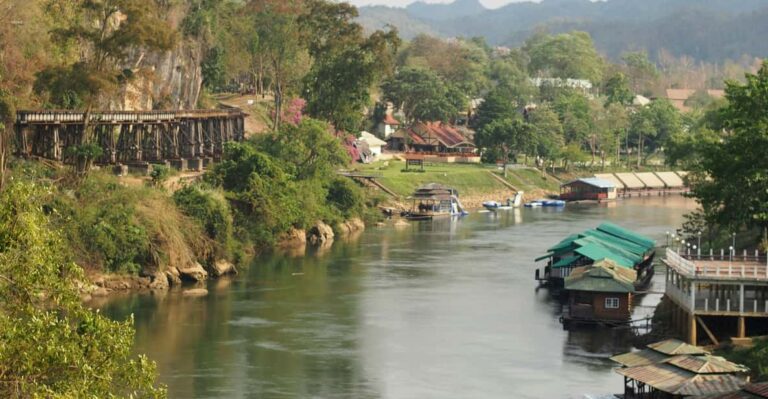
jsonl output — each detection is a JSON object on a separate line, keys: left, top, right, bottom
{"left": 99, "top": 196, "right": 695, "bottom": 399}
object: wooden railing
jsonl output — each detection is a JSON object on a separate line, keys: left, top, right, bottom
{"left": 16, "top": 109, "right": 245, "bottom": 124}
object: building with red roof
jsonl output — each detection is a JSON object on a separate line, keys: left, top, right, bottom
{"left": 387, "top": 121, "right": 477, "bottom": 158}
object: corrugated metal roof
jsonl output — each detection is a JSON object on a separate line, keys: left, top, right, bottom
{"left": 675, "top": 374, "right": 747, "bottom": 396}
{"left": 667, "top": 355, "right": 749, "bottom": 374}
{"left": 611, "top": 348, "right": 670, "bottom": 367}
{"left": 553, "top": 255, "right": 581, "bottom": 268}
{"left": 617, "top": 363, "right": 747, "bottom": 395}
{"left": 582, "top": 230, "right": 650, "bottom": 256}
{"left": 597, "top": 222, "right": 656, "bottom": 250}
{"left": 615, "top": 173, "right": 646, "bottom": 189}
{"left": 636, "top": 172, "right": 666, "bottom": 189}
{"left": 574, "top": 237, "right": 644, "bottom": 264}
{"left": 548, "top": 234, "right": 581, "bottom": 252}
{"left": 575, "top": 244, "right": 635, "bottom": 268}
{"left": 648, "top": 339, "right": 708, "bottom": 356}
{"left": 595, "top": 173, "right": 626, "bottom": 189}
{"left": 565, "top": 261, "right": 637, "bottom": 293}
{"left": 655, "top": 171, "right": 685, "bottom": 188}
{"left": 563, "top": 178, "right": 616, "bottom": 189}
{"left": 701, "top": 383, "right": 768, "bottom": 399}
{"left": 745, "top": 383, "right": 768, "bottom": 397}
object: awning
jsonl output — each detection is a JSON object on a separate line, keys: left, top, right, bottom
{"left": 535, "top": 254, "right": 553, "bottom": 262}
{"left": 575, "top": 244, "right": 635, "bottom": 268}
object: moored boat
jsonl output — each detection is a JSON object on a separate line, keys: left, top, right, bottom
{"left": 403, "top": 183, "right": 468, "bottom": 220}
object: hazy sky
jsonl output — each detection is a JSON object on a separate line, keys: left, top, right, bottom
{"left": 346, "top": 0, "right": 529, "bottom": 9}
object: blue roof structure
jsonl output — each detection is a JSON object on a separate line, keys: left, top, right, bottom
{"left": 565, "top": 178, "right": 616, "bottom": 189}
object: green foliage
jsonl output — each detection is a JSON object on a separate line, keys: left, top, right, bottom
{"left": 526, "top": 31, "right": 604, "bottom": 83}
{"left": 208, "top": 141, "right": 303, "bottom": 246}
{"left": 718, "top": 338, "right": 768, "bottom": 382}
{"left": 36, "top": 0, "right": 175, "bottom": 109}
{"left": 259, "top": 118, "right": 350, "bottom": 181}
{"left": 173, "top": 185, "right": 235, "bottom": 259}
{"left": 300, "top": 1, "right": 400, "bottom": 132}
{"left": 150, "top": 164, "right": 171, "bottom": 187}
{"left": 326, "top": 177, "right": 364, "bottom": 218}
{"left": 0, "top": 182, "right": 164, "bottom": 397}
{"left": 528, "top": 104, "right": 565, "bottom": 163}
{"left": 202, "top": 46, "right": 227, "bottom": 91}
{"left": 690, "top": 62, "right": 768, "bottom": 232}
{"left": 472, "top": 87, "right": 517, "bottom": 132}
{"left": 476, "top": 118, "right": 533, "bottom": 165}
{"left": 604, "top": 72, "right": 634, "bottom": 106}
{"left": 381, "top": 67, "right": 466, "bottom": 123}
{"left": 70, "top": 177, "right": 149, "bottom": 274}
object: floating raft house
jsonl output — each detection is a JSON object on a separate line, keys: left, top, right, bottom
{"left": 612, "top": 339, "right": 750, "bottom": 397}
{"left": 535, "top": 222, "right": 656, "bottom": 285}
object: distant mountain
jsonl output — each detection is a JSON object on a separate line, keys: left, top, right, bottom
{"left": 357, "top": 6, "right": 442, "bottom": 38}
{"left": 405, "top": 0, "right": 486, "bottom": 21}
{"left": 357, "top": 0, "right": 768, "bottom": 63}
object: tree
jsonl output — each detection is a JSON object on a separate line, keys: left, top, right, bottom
{"left": 621, "top": 51, "right": 659, "bottom": 94}
{"left": 526, "top": 31, "right": 604, "bottom": 83}
{"left": 476, "top": 118, "right": 532, "bottom": 176}
{"left": 604, "top": 72, "right": 633, "bottom": 106}
{"left": 472, "top": 87, "right": 517, "bottom": 132}
{"left": 528, "top": 104, "right": 564, "bottom": 171}
{"left": 259, "top": 118, "right": 350, "bottom": 181}
{"left": 399, "top": 34, "right": 490, "bottom": 98}
{"left": 627, "top": 100, "right": 682, "bottom": 167}
{"left": 381, "top": 67, "right": 466, "bottom": 124}
{"left": 300, "top": 0, "right": 400, "bottom": 132}
{"left": 691, "top": 62, "right": 768, "bottom": 236}
{"left": 0, "top": 182, "right": 164, "bottom": 397}
{"left": 250, "top": 4, "right": 306, "bottom": 130}
{"left": 37, "top": 0, "right": 174, "bottom": 138}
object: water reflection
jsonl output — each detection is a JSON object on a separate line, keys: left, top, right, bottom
{"left": 98, "top": 196, "right": 695, "bottom": 398}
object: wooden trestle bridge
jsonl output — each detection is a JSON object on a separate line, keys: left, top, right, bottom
{"left": 14, "top": 109, "right": 246, "bottom": 167}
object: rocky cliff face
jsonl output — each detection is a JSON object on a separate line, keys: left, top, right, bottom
{"left": 116, "top": 5, "right": 204, "bottom": 111}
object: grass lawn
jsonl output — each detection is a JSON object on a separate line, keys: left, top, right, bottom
{"left": 356, "top": 160, "right": 509, "bottom": 197}
{"left": 503, "top": 168, "right": 561, "bottom": 193}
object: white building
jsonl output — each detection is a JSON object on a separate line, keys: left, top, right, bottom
{"left": 359, "top": 131, "right": 388, "bottom": 157}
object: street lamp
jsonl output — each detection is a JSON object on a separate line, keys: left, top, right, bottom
{"left": 693, "top": 245, "right": 698, "bottom": 259}
{"left": 666, "top": 231, "right": 670, "bottom": 247}
{"left": 729, "top": 245, "right": 734, "bottom": 264}
{"left": 732, "top": 232, "right": 737, "bottom": 257}
{"left": 697, "top": 231, "right": 702, "bottom": 253}
{"left": 687, "top": 242, "right": 692, "bottom": 256}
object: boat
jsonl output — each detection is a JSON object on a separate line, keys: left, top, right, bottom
{"left": 402, "top": 183, "right": 468, "bottom": 220}
{"left": 542, "top": 200, "right": 566, "bottom": 207}
{"left": 482, "top": 192, "right": 524, "bottom": 211}
{"left": 524, "top": 200, "right": 543, "bottom": 208}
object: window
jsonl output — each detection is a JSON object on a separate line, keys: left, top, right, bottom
{"left": 605, "top": 297, "right": 620, "bottom": 309}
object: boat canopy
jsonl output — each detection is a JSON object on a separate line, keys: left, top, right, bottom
{"left": 596, "top": 222, "right": 656, "bottom": 250}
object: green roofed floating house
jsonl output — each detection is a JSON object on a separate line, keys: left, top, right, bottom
{"left": 534, "top": 222, "right": 657, "bottom": 291}
{"left": 564, "top": 259, "right": 638, "bottom": 325}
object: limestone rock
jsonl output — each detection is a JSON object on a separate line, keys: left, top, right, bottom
{"left": 337, "top": 218, "right": 365, "bottom": 235}
{"left": 307, "top": 221, "right": 335, "bottom": 245}
{"left": 178, "top": 262, "right": 208, "bottom": 282}
{"left": 279, "top": 228, "right": 307, "bottom": 247}
{"left": 183, "top": 288, "right": 209, "bottom": 297}
{"left": 212, "top": 260, "right": 238, "bottom": 277}
{"left": 149, "top": 272, "right": 169, "bottom": 290}
{"left": 166, "top": 267, "right": 182, "bottom": 286}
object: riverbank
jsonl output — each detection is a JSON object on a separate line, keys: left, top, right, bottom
{"left": 95, "top": 196, "right": 695, "bottom": 398}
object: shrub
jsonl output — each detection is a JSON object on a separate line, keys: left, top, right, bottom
{"left": 173, "top": 185, "right": 235, "bottom": 258}
{"left": 326, "top": 177, "right": 363, "bottom": 218}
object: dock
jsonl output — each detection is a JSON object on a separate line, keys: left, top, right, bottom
{"left": 663, "top": 248, "right": 768, "bottom": 345}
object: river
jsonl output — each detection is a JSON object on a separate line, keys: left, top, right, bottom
{"left": 99, "top": 196, "right": 695, "bottom": 399}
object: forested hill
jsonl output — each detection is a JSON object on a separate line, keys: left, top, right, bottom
{"left": 358, "top": 0, "right": 768, "bottom": 62}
